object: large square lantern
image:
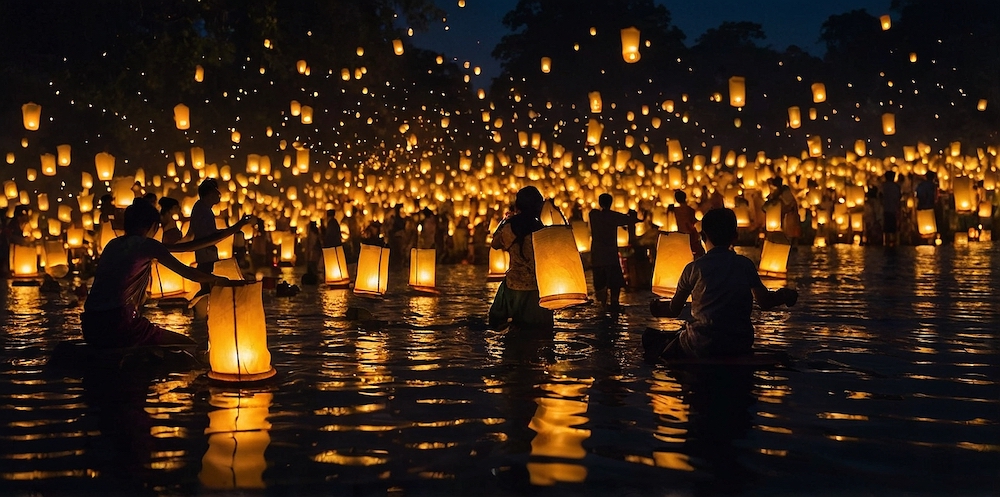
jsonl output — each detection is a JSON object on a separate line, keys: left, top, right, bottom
{"left": 532, "top": 226, "right": 588, "bottom": 310}
{"left": 917, "top": 209, "right": 937, "bottom": 236}
{"left": 487, "top": 248, "right": 509, "bottom": 282}
{"left": 409, "top": 248, "right": 436, "bottom": 291}
{"left": 322, "top": 246, "right": 350, "bottom": 288}
{"left": 651, "top": 232, "right": 693, "bottom": 298}
{"left": 759, "top": 240, "right": 791, "bottom": 278}
{"left": 207, "top": 282, "right": 276, "bottom": 381}
{"left": 354, "top": 244, "right": 389, "bottom": 297}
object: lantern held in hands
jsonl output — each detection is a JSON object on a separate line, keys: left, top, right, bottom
{"left": 759, "top": 239, "right": 791, "bottom": 278}
{"left": 651, "top": 232, "right": 693, "bottom": 298}
{"left": 532, "top": 226, "right": 588, "bottom": 310}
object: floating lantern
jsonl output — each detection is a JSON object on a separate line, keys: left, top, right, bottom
{"left": 540, "top": 201, "right": 566, "bottom": 226}
{"left": 279, "top": 232, "right": 295, "bottom": 263}
{"left": 916, "top": 209, "right": 936, "bottom": 236}
{"left": 231, "top": 130, "right": 241, "bottom": 144}
{"left": 296, "top": 60, "right": 307, "bottom": 74}
{"left": 40, "top": 154, "right": 56, "bottom": 176}
{"left": 191, "top": 147, "right": 206, "bottom": 168}
{"left": 807, "top": 135, "right": 823, "bottom": 157}
{"left": 112, "top": 176, "right": 136, "bottom": 208}
{"left": 10, "top": 244, "right": 38, "bottom": 277}
{"left": 207, "top": 282, "right": 276, "bottom": 381}
{"left": 978, "top": 201, "right": 992, "bottom": 219}
{"left": 729, "top": 76, "right": 746, "bottom": 107}
{"left": 764, "top": 203, "right": 782, "bottom": 232}
{"left": 759, "top": 239, "right": 791, "bottom": 278}
{"left": 651, "top": 232, "right": 693, "bottom": 297}
{"left": 734, "top": 206, "right": 751, "bottom": 227}
{"left": 354, "top": 244, "right": 390, "bottom": 297}
{"left": 194, "top": 64, "right": 204, "bottom": 82}
{"left": 409, "top": 248, "right": 436, "bottom": 291}
{"left": 322, "top": 246, "right": 350, "bottom": 287}
{"left": 300, "top": 106, "right": 313, "bottom": 124}
{"left": 289, "top": 100, "right": 301, "bottom": 117}
{"left": 392, "top": 39, "right": 404, "bottom": 55}
{"left": 487, "top": 248, "right": 509, "bottom": 282}
{"left": 977, "top": 99, "right": 987, "bottom": 111}
{"left": 953, "top": 177, "right": 975, "bottom": 213}
{"left": 21, "top": 103, "right": 41, "bottom": 131}
{"left": 667, "top": 139, "right": 683, "bottom": 163}
{"left": 540, "top": 57, "right": 551, "bottom": 73}
{"left": 3, "top": 181, "right": 17, "bottom": 199}
{"left": 148, "top": 261, "right": 187, "bottom": 299}
{"left": 882, "top": 113, "right": 895, "bottom": 135}
{"left": 571, "top": 221, "right": 590, "bottom": 252}
{"left": 588, "top": 92, "right": 602, "bottom": 113}
{"left": 66, "top": 227, "right": 85, "bottom": 249}
{"left": 879, "top": 14, "right": 891, "bottom": 30}
{"left": 616, "top": 226, "right": 629, "bottom": 248}
{"left": 533, "top": 226, "right": 588, "bottom": 310}
{"left": 585, "top": 119, "right": 603, "bottom": 146}
{"left": 199, "top": 391, "right": 271, "bottom": 490}
{"left": 57, "top": 144, "right": 71, "bottom": 166}
{"left": 811, "top": 83, "right": 826, "bottom": 103}
{"left": 95, "top": 152, "right": 115, "bottom": 181}
{"left": 620, "top": 27, "right": 641, "bottom": 63}
{"left": 174, "top": 103, "right": 190, "bottom": 129}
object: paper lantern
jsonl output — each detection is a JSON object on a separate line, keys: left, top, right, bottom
{"left": 57, "top": 144, "right": 71, "bottom": 166}
{"left": 392, "top": 39, "right": 404, "bottom": 55}
{"left": 759, "top": 240, "right": 791, "bottom": 278}
{"left": 651, "top": 232, "right": 693, "bottom": 297}
{"left": 408, "top": 248, "right": 436, "bottom": 291}
{"left": 3, "top": 181, "right": 17, "bottom": 199}
{"left": 354, "top": 244, "right": 390, "bottom": 297}
{"left": 296, "top": 59, "right": 307, "bottom": 74}
{"left": 191, "top": 147, "right": 206, "bottom": 169}
{"left": 729, "top": 76, "right": 746, "bottom": 107}
{"left": 322, "top": 246, "right": 350, "bottom": 287}
{"left": 532, "top": 226, "right": 587, "bottom": 310}
{"left": 620, "top": 27, "right": 641, "bottom": 63}
{"left": 207, "top": 282, "right": 275, "bottom": 381}
{"left": 977, "top": 99, "right": 987, "bottom": 111}
{"left": 588, "top": 92, "right": 602, "bottom": 113}
{"left": 148, "top": 261, "right": 187, "bottom": 299}
{"left": 667, "top": 139, "right": 683, "bottom": 163}
{"left": 571, "top": 221, "right": 590, "bottom": 252}
{"left": 66, "top": 227, "right": 85, "bottom": 249}
{"left": 585, "top": 119, "right": 603, "bottom": 146}
{"left": 112, "top": 176, "right": 136, "bottom": 208}
{"left": 21, "top": 103, "right": 41, "bottom": 131}
{"left": 194, "top": 64, "right": 204, "bottom": 82}
{"left": 43, "top": 241, "right": 68, "bottom": 278}
{"left": 916, "top": 209, "right": 936, "bottom": 236}
{"left": 616, "top": 226, "right": 629, "bottom": 248}
{"left": 200, "top": 391, "right": 271, "bottom": 490}
{"left": 300, "top": 106, "right": 313, "bottom": 124}
{"left": 540, "top": 201, "right": 566, "bottom": 226}
{"left": 540, "top": 57, "right": 552, "bottom": 73}
{"left": 46, "top": 217, "right": 60, "bottom": 236}
{"left": 978, "top": 201, "right": 992, "bottom": 218}
{"left": 174, "top": 103, "right": 190, "bottom": 130}
{"left": 278, "top": 232, "right": 295, "bottom": 263}
{"left": 78, "top": 194, "right": 93, "bottom": 213}
{"left": 882, "top": 113, "right": 896, "bottom": 135}
{"left": 734, "top": 206, "right": 751, "bottom": 227}
{"left": 953, "top": 177, "right": 975, "bottom": 213}
{"left": 807, "top": 135, "right": 823, "bottom": 157}
{"left": 95, "top": 152, "right": 115, "bottom": 181}
{"left": 10, "top": 244, "right": 38, "bottom": 277}
{"left": 39, "top": 154, "right": 56, "bottom": 177}
{"left": 811, "top": 83, "right": 826, "bottom": 103}
{"left": 487, "top": 248, "right": 509, "bottom": 282}
{"left": 787, "top": 106, "right": 801, "bottom": 128}
{"left": 879, "top": 14, "right": 891, "bottom": 30}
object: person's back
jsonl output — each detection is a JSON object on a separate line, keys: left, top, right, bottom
{"left": 915, "top": 174, "right": 937, "bottom": 210}
{"left": 85, "top": 235, "right": 158, "bottom": 313}
{"left": 676, "top": 247, "right": 760, "bottom": 355}
{"left": 882, "top": 177, "right": 902, "bottom": 214}
{"left": 589, "top": 206, "right": 632, "bottom": 267}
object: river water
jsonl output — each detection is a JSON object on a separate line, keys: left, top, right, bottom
{"left": 1, "top": 244, "right": 998, "bottom": 496}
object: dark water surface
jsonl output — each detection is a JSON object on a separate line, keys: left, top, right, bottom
{"left": 1, "top": 245, "right": 998, "bottom": 496}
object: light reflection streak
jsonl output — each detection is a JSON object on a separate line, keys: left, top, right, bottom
{"left": 527, "top": 374, "right": 593, "bottom": 486}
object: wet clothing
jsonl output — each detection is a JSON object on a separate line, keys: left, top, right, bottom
{"left": 671, "top": 247, "right": 765, "bottom": 357}
{"left": 488, "top": 218, "right": 553, "bottom": 328}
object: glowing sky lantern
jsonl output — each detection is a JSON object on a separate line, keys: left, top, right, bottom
{"left": 978, "top": 99, "right": 987, "bottom": 111}
{"left": 586, "top": 119, "right": 604, "bottom": 146}
{"left": 540, "top": 56, "right": 551, "bottom": 73}
{"left": 296, "top": 59, "right": 307, "bottom": 74}
{"left": 620, "top": 27, "right": 641, "bottom": 63}
{"left": 728, "top": 76, "right": 746, "bottom": 107}
{"left": 882, "top": 113, "right": 896, "bottom": 135}
{"left": 21, "top": 102, "right": 41, "bottom": 131}
{"left": 95, "top": 152, "right": 115, "bottom": 181}
{"left": 788, "top": 106, "right": 801, "bottom": 128}
{"left": 300, "top": 106, "right": 313, "bottom": 124}
{"left": 487, "top": 248, "right": 509, "bottom": 281}
{"left": 880, "top": 14, "right": 891, "bottom": 31}
{"left": 811, "top": 83, "right": 826, "bottom": 103}
{"left": 207, "top": 282, "right": 276, "bottom": 381}
{"left": 917, "top": 209, "right": 936, "bottom": 236}
{"left": 40, "top": 154, "right": 56, "bottom": 176}
{"left": 651, "top": 232, "right": 693, "bottom": 298}
{"left": 953, "top": 176, "right": 975, "bottom": 213}
{"left": 588, "top": 91, "right": 602, "bottom": 113}
{"left": 194, "top": 64, "right": 204, "bottom": 82}
{"left": 392, "top": 39, "right": 404, "bottom": 55}
{"left": 56, "top": 144, "right": 71, "bottom": 166}
{"left": 174, "top": 103, "right": 190, "bottom": 129}
{"left": 807, "top": 135, "right": 823, "bottom": 158}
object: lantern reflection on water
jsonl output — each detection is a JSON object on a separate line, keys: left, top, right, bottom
{"left": 408, "top": 248, "right": 436, "bottom": 291}
{"left": 532, "top": 226, "right": 588, "bottom": 310}
{"left": 199, "top": 390, "right": 272, "bottom": 489}
{"left": 651, "top": 232, "right": 693, "bottom": 298}
{"left": 527, "top": 380, "right": 592, "bottom": 486}
{"left": 354, "top": 243, "right": 389, "bottom": 297}
{"left": 322, "top": 246, "right": 350, "bottom": 288}
{"left": 207, "top": 282, "right": 275, "bottom": 381}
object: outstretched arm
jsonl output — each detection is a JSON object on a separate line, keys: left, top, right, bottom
{"left": 168, "top": 215, "right": 253, "bottom": 253}
{"left": 650, "top": 286, "right": 691, "bottom": 318}
{"left": 752, "top": 287, "right": 798, "bottom": 311}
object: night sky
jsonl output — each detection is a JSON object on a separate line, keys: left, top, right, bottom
{"left": 412, "top": 0, "right": 893, "bottom": 84}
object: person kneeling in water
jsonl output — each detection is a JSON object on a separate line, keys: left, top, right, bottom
{"left": 82, "top": 200, "right": 251, "bottom": 349}
{"left": 644, "top": 208, "right": 797, "bottom": 361}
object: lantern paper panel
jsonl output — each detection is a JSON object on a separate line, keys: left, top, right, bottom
{"left": 149, "top": 261, "right": 187, "bottom": 299}
{"left": 212, "top": 258, "right": 245, "bottom": 281}
{"left": 532, "top": 226, "right": 588, "bottom": 310}
{"left": 759, "top": 240, "right": 791, "bottom": 278}
{"left": 409, "top": 248, "right": 436, "bottom": 290}
{"left": 10, "top": 244, "right": 38, "bottom": 277}
{"left": 651, "top": 232, "right": 693, "bottom": 298}
{"left": 322, "top": 246, "right": 351, "bottom": 287}
{"left": 487, "top": 248, "right": 510, "bottom": 282}
{"left": 916, "top": 209, "right": 936, "bottom": 236}
{"left": 571, "top": 221, "right": 591, "bottom": 252}
{"left": 207, "top": 282, "right": 275, "bottom": 381}
{"left": 953, "top": 177, "right": 975, "bottom": 213}
{"left": 354, "top": 244, "right": 389, "bottom": 297}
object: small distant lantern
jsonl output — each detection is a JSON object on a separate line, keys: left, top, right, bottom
{"left": 95, "top": 152, "right": 115, "bottom": 181}
{"left": 667, "top": 139, "right": 683, "bottom": 163}
{"left": 764, "top": 203, "right": 782, "bottom": 232}
{"left": 289, "top": 100, "right": 301, "bottom": 117}
{"left": 296, "top": 60, "right": 307, "bottom": 74}
{"left": 5, "top": 153, "right": 13, "bottom": 164}
{"left": 855, "top": 140, "right": 867, "bottom": 157}
{"left": 322, "top": 246, "right": 350, "bottom": 288}
{"left": 879, "top": 14, "right": 891, "bottom": 31}
{"left": 977, "top": 99, "right": 987, "bottom": 111}
{"left": 3, "top": 181, "right": 17, "bottom": 199}
{"left": 620, "top": 27, "right": 641, "bottom": 63}
{"left": 953, "top": 177, "right": 975, "bottom": 213}
{"left": 57, "top": 144, "right": 71, "bottom": 166}
{"left": 651, "top": 232, "right": 693, "bottom": 297}
{"left": 231, "top": 130, "right": 241, "bottom": 144}
{"left": 487, "top": 248, "right": 509, "bottom": 281}
{"left": 540, "top": 56, "right": 552, "bottom": 73}
{"left": 588, "top": 92, "right": 602, "bottom": 113}
{"left": 11, "top": 245, "right": 38, "bottom": 277}
{"left": 279, "top": 232, "right": 295, "bottom": 263}
{"left": 728, "top": 76, "right": 746, "bottom": 107}
{"left": 807, "top": 135, "right": 823, "bottom": 158}
{"left": 392, "top": 39, "right": 404, "bottom": 55}
{"left": 199, "top": 391, "right": 271, "bottom": 490}
{"left": 354, "top": 244, "right": 390, "bottom": 297}
{"left": 207, "top": 282, "right": 276, "bottom": 381}
{"left": 909, "top": 52, "right": 917, "bottom": 63}
{"left": 38, "top": 194, "right": 50, "bottom": 212}
{"left": 408, "top": 248, "right": 436, "bottom": 291}
{"left": 148, "top": 261, "right": 187, "bottom": 299}
{"left": 300, "top": 106, "right": 313, "bottom": 124}
{"left": 759, "top": 239, "right": 791, "bottom": 278}
{"left": 532, "top": 226, "right": 588, "bottom": 310}
{"left": 174, "top": 103, "right": 190, "bottom": 130}
{"left": 978, "top": 201, "right": 992, "bottom": 219}
{"left": 616, "top": 226, "right": 629, "bottom": 247}
{"left": 916, "top": 209, "right": 936, "bottom": 236}
{"left": 40, "top": 154, "right": 56, "bottom": 176}
{"left": 21, "top": 102, "right": 41, "bottom": 131}
{"left": 44, "top": 240, "right": 69, "bottom": 277}
{"left": 882, "top": 113, "right": 896, "bottom": 135}
{"left": 811, "top": 83, "right": 826, "bottom": 103}
{"left": 194, "top": 64, "right": 205, "bottom": 82}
